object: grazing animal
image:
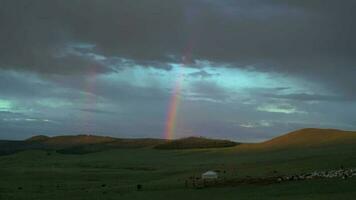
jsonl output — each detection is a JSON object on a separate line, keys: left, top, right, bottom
{"left": 136, "top": 184, "right": 142, "bottom": 191}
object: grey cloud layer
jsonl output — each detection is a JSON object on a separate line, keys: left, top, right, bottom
{"left": 1, "top": 0, "right": 355, "bottom": 97}
{"left": 0, "top": 0, "right": 355, "bottom": 140}
{"left": 1, "top": 1, "right": 355, "bottom": 64}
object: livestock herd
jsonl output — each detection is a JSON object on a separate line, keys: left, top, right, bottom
{"left": 277, "top": 168, "right": 356, "bottom": 182}
{"left": 186, "top": 167, "right": 356, "bottom": 189}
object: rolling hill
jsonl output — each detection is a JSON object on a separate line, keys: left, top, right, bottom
{"left": 2, "top": 128, "right": 356, "bottom": 200}
{"left": 1, "top": 128, "right": 356, "bottom": 155}
{"left": 154, "top": 137, "right": 238, "bottom": 149}
{"left": 27, "top": 135, "right": 117, "bottom": 148}
{"left": 57, "top": 138, "right": 168, "bottom": 154}
{"left": 0, "top": 135, "right": 162, "bottom": 155}
{"left": 236, "top": 128, "right": 356, "bottom": 151}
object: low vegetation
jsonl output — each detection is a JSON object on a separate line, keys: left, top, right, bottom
{"left": 0, "top": 135, "right": 239, "bottom": 155}
{"left": 57, "top": 139, "right": 167, "bottom": 154}
{"left": 2, "top": 128, "right": 356, "bottom": 155}
{"left": 1, "top": 128, "right": 356, "bottom": 199}
{"left": 154, "top": 137, "right": 238, "bottom": 149}
{"left": 260, "top": 128, "right": 356, "bottom": 148}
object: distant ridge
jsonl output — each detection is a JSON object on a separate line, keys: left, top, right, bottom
{"left": 26, "top": 135, "right": 50, "bottom": 142}
{"left": 237, "top": 128, "right": 356, "bottom": 151}
{"left": 1, "top": 128, "right": 356, "bottom": 155}
{"left": 57, "top": 138, "right": 168, "bottom": 154}
{"left": 0, "top": 135, "right": 238, "bottom": 155}
{"left": 36, "top": 135, "right": 117, "bottom": 148}
{"left": 154, "top": 137, "right": 238, "bottom": 149}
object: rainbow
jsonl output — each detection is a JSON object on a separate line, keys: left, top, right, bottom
{"left": 163, "top": 25, "right": 195, "bottom": 138}
{"left": 164, "top": 66, "right": 184, "bottom": 140}
{"left": 164, "top": 44, "right": 193, "bottom": 139}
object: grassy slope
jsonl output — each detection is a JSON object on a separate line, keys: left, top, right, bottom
{"left": 234, "top": 128, "right": 356, "bottom": 152}
{"left": 1, "top": 135, "right": 238, "bottom": 155}
{"left": 154, "top": 137, "right": 238, "bottom": 149}
{"left": 1, "top": 128, "right": 356, "bottom": 199}
{"left": 57, "top": 139, "right": 168, "bottom": 154}
{"left": 1, "top": 135, "right": 168, "bottom": 155}
{"left": 30, "top": 135, "right": 118, "bottom": 148}
{"left": 1, "top": 143, "right": 356, "bottom": 199}
{"left": 261, "top": 128, "right": 356, "bottom": 147}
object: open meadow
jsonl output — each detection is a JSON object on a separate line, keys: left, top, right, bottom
{"left": 1, "top": 129, "right": 356, "bottom": 200}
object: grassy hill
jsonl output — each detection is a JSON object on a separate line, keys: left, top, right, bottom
{"left": 0, "top": 135, "right": 120, "bottom": 155}
{"left": 27, "top": 134, "right": 117, "bottom": 147}
{"left": 57, "top": 138, "right": 167, "bottom": 154}
{"left": 154, "top": 137, "right": 238, "bottom": 149}
{"left": 263, "top": 128, "right": 356, "bottom": 146}
{"left": 26, "top": 135, "right": 50, "bottom": 142}
{"left": 1, "top": 129, "right": 356, "bottom": 199}
{"left": 235, "top": 128, "right": 356, "bottom": 151}
{"left": 0, "top": 135, "right": 239, "bottom": 155}
{"left": 2, "top": 128, "right": 356, "bottom": 155}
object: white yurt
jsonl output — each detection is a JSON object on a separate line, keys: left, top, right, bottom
{"left": 202, "top": 171, "right": 218, "bottom": 180}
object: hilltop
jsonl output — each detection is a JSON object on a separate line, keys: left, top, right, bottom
{"left": 1, "top": 128, "right": 356, "bottom": 155}
{"left": 262, "top": 128, "right": 356, "bottom": 147}
{"left": 0, "top": 134, "right": 238, "bottom": 155}
{"left": 26, "top": 135, "right": 50, "bottom": 142}
{"left": 28, "top": 135, "right": 117, "bottom": 148}
{"left": 154, "top": 137, "right": 238, "bottom": 149}
{"left": 57, "top": 138, "right": 168, "bottom": 154}
{"left": 236, "top": 128, "right": 356, "bottom": 151}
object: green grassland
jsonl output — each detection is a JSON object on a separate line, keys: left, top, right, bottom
{"left": 1, "top": 129, "right": 356, "bottom": 199}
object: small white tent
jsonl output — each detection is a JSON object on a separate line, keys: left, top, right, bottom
{"left": 202, "top": 171, "right": 218, "bottom": 180}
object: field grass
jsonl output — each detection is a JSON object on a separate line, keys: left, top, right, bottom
{"left": 1, "top": 140, "right": 356, "bottom": 200}
{"left": 154, "top": 136, "right": 237, "bottom": 149}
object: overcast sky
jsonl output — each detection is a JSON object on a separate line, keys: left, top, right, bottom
{"left": 0, "top": 0, "right": 355, "bottom": 141}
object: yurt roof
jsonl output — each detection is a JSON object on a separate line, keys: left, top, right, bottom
{"left": 203, "top": 171, "right": 217, "bottom": 175}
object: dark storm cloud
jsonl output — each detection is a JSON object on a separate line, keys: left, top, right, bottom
{"left": 1, "top": 0, "right": 356, "bottom": 140}
{"left": 1, "top": 0, "right": 354, "bottom": 65}
{"left": 0, "top": 70, "right": 46, "bottom": 98}
{"left": 0, "top": 70, "right": 86, "bottom": 102}
{"left": 0, "top": 111, "right": 24, "bottom": 118}
{"left": 1, "top": 0, "right": 355, "bottom": 96}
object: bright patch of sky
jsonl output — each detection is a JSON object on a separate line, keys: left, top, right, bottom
{"left": 0, "top": 99, "right": 12, "bottom": 112}
{"left": 101, "top": 61, "right": 316, "bottom": 95}
{"left": 58, "top": 43, "right": 320, "bottom": 99}
{"left": 257, "top": 103, "right": 306, "bottom": 114}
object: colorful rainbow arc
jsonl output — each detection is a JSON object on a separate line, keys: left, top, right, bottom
{"left": 164, "top": 45, "right": 193, "bottom": 140}
{"left": 164, "top": 66, "right": 184, "bottom": 140}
